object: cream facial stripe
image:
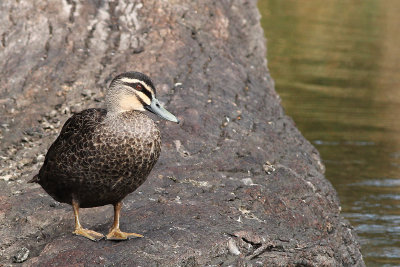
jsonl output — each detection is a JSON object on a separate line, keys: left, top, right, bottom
{"left": 134, "top": 90, "right": 151, "bottom": 105}
{"left": 119, "top": 95, "right": 146, "bottom": 112}
{"left": 119, "top": 78, "right": 154, "bottom": 96}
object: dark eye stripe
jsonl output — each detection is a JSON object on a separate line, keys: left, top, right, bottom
{"left": 123, "top": 82, "right": 153, "bottom": 100}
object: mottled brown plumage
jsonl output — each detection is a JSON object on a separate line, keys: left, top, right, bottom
{"left": 37, "top": 109, "right": 161, "bottom": 208}
{"left": 31, "top": 72, "right": 179, "bottom": 241}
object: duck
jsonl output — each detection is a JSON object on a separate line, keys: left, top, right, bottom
{"left": 29, "top": 71, "right": 179, "bottom": 241}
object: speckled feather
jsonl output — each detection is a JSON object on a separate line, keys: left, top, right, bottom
{"left": 36, "top": 108, "right": 161, "bottom": 208}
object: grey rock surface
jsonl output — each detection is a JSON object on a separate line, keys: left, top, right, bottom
{"left": 0, "top": 0, "right": 364, "bottom": 266}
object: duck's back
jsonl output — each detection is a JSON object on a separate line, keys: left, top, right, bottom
{"left": 36, "top": 108, "right": 161, "bottom": 208}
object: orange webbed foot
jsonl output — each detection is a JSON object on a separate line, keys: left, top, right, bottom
{"left": 73, "top": 227, "right": 104, "bottom": 241}
{"left": 106, "top": 228, "right": 143, "bottom": 241}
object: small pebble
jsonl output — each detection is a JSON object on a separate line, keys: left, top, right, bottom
{"left": 50, "top": 201, "right": 60, "bottom": 208}
{"left": 37, "top": 154, "right": 45, "bottom": 162}
{"left": 21, "top": 137, "right": 30, "bottom": 143}
{"left": 0, "top": 174, "right": 12, "bottom": 181}
{"left": 81, "top": 89, "right": 92, "bottom": 97}
{"left": 242, "top": 178, "right": 255, "bottom": 186}
{"left": 263, "top": 161, "right": 276, "bottom": 174}
{"left": 13, "top": 247, "right": 29, "bottom": 263}
{"left": 227, "top": 238, "right": 241, "bottom": 255}
{"left": 157, "top": 196, "right": 168, "bottom": 203}
{"left": 49, "top": 110, "right": 58, "bottom": 117}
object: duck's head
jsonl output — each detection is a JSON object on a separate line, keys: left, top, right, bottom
{"left": 106, "top": 72, "right": 179, "bottom": 123}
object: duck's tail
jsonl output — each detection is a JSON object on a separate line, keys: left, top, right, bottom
{"left": 28, "top": 174, "right": 39, "bottom": 183}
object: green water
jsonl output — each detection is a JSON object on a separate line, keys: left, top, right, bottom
{"left": 258, "top": 1, "right": 400, "bottom": 266}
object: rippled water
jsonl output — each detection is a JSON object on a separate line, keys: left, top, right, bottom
{"left": 258, "top": 1, "right": 400, "bottom": 266}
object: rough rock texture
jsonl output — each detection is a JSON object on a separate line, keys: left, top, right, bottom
{"left": 0, "top": 0, "right": 364, "bottom": 266}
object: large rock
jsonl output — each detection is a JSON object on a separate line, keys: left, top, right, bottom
{"left": 0, "top": 0, "right": 364, "bottom": 266}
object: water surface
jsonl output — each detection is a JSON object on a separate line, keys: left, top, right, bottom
{"left": 258, "top": 1, "right": 400, "bottom": 266}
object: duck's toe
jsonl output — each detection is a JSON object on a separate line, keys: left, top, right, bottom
{"left": 106, "top": 228, "right": 143, "bottom": 241}
{"left": 73, "top": 228, "right": 104, "bottom": 241}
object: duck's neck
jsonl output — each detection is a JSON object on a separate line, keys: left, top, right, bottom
{"left": 103, "top": 109, "right": 156, "bottom": 136}
{"left": 105, "top": 109, "right": 139, "bottom": 119}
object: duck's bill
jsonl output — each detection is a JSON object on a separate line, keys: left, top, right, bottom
{"left": 145, "top": 98, "right": 180, "bottom": 124}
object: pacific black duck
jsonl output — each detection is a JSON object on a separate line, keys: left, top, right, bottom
{"left": 30, "top": 72, "right": 179, "bottom": 241}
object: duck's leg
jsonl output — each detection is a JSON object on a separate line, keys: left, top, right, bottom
{"left": 72, "top": 199, "right": 104, "bottom": 241}
{"left": 106, "top": 201, "right": 143, "bottom": 240}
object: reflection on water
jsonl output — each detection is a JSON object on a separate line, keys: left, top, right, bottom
{"left": 258, "top": 0, "right": 400, "bottom": 266}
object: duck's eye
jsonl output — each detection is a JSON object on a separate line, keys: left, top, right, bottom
{"left": 135, "top": 84, "right": 143, "bottom": 91}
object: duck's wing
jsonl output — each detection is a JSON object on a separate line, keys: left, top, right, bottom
{"left": 31, "top": 108, "right": 107, "bottom": 183}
